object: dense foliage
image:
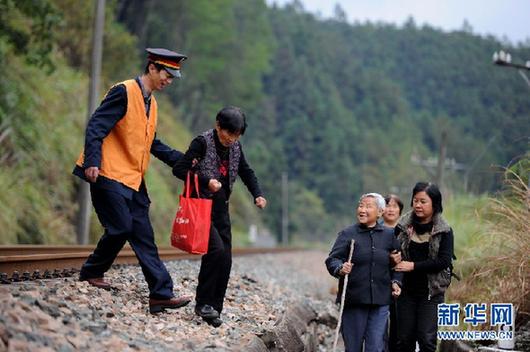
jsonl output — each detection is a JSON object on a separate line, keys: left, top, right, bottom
{"left": 0, "top": 0, "right": 528, "bottom": 244}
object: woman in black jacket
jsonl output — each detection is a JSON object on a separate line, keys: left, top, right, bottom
{"left": 393, "top": 182, "right": 454, "bottom": 352}
{"left": 383, "top": 194, "right": 404, "bottom": 352}
{"left": 173, "top": 106, "right": 266, "bottom": 327}
{"left": 326, "top": 193, "right": 402, "bottom": 352}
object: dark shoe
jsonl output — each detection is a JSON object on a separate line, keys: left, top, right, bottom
{"left": 83, "top": 277, "right": 111, "bottom": 290}
{"left": 194, "top": 304, "right": 220, "bottom": 319}
{"left": 204, "top": 317, "right": 223, "bottom": 328}
{"left": 149, "top": 295, "right": 192, "bottom": 314}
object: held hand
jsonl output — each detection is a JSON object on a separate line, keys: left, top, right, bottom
{"left": 85, "top": 166, "right": 99, "bottom": 183}
{"left": 390, "top": 250, "right": 402, "bottom": 265}
{"left": 340, "top": 262, "right": 353, "bottom": 275}
{"left": 255, "top": 196, "right": 267, "bottom": 209}
{"left": 391, "top": 282, "right": 401, "bottom": 297}
{"left": 394, "top": 260, "right": 414, "bottom": 272}
{"left": 208, "top": 179, "right": 222, "bottom": 193}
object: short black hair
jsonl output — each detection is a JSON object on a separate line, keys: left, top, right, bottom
{"left": 144, "top": 61, "right": 166, "bottom": 74}
{"left": 410, "top": 182, "right": 443, "bottom": 214}
{"left": 216, "top": 106, "right": 247, "bottom": 135}
{"left": 384, "top": 194, "right": 404, "bottom": 215}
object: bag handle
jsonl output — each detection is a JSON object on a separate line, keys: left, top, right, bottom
{"left": 184, "top": 171, "right": 201, "bottom": 198}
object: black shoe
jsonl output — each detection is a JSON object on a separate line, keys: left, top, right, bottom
{"left": 194, "top": 304, "right": 219, "bottom": 319}
{"left": 204, "top": 317, "right": 223, "bottom": 328}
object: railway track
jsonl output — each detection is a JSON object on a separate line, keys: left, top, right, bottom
{"left": 0, "top": 245, "right": 298, "bottom": 283}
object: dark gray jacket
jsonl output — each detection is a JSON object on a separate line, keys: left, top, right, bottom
{"left": 396, "top": 211, "right": 454, "bottom": 298}
{"left": 326, "top": 223, "right": 402, "bottom": 307}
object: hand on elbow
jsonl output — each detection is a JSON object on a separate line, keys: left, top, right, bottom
{"left": 394, "top": 261, "right": 414, "bottom": 272}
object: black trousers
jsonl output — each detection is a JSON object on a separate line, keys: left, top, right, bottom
{"left": 79, "top": 185, "right": 174, "bottom": 299}
{"left": 195, "top": 207, "right": 232, "bottom": 314}
{"left": 396, "top": 291, "right": 443, "bottom": 352}
{"left": 384, "top": 299, "right": 398, "bottom": 352}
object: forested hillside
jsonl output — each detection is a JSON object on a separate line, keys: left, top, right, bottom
{"left": 1, "top": 0, "right": 528, "bottom": 244}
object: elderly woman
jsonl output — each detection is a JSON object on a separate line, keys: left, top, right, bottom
{"left": 326, "top": 193, "right": 402, "bottom": 352}
{"left": 393, "top": 182, "right": 454, "bottom": 352}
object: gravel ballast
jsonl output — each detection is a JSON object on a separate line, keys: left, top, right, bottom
{"left": 0, "top": 250, "right": 341, "bottom": 351}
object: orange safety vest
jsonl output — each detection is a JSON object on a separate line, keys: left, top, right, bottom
{"left": 76, "top": 79, "right": 158, "bottom": 191}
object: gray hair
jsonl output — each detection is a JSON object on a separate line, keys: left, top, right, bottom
{"left": 360, "top": 192, "right": 386, "bottom": 211}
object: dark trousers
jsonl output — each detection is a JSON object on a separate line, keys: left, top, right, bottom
{"left": 396, "top": 292, "right": 443, "bottom": 352}
{"left": 342, "top": 304, "right": 389, "bottom": 352}
{"left": 195, "top": 208, "right": 232, "bottom": 314}
{"left": 384, "top": 299, "right": 398, "bottom": 352}
{"left": 79, "top": 185, "right": 174, "bottom": 299}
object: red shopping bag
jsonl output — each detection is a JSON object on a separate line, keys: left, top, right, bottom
{"left": 171, "top": 172, "right": 212, "bottom": 254}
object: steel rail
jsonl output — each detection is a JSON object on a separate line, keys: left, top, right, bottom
{"left": 0, "top": 245, "right": 299, "bottom": 283}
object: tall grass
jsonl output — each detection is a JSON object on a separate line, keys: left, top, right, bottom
{"left": 447, "top": 160, "right": 529, "bottom": 326}
{"left": 444, "top": 193, "right": 490, "bottom": 265}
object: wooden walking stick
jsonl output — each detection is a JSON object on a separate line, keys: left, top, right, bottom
{"left": 333, "top": 239, "right": 355, "bottom": 352}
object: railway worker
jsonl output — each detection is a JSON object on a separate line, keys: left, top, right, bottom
{"left": 73, "top": 48, "right": 191, "bottom": 314}
{"left": 326, "top": 193, "right": 402, "bottom": 352}
{"left": 172, "top": 106, "right": 267, "bottom": 327}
